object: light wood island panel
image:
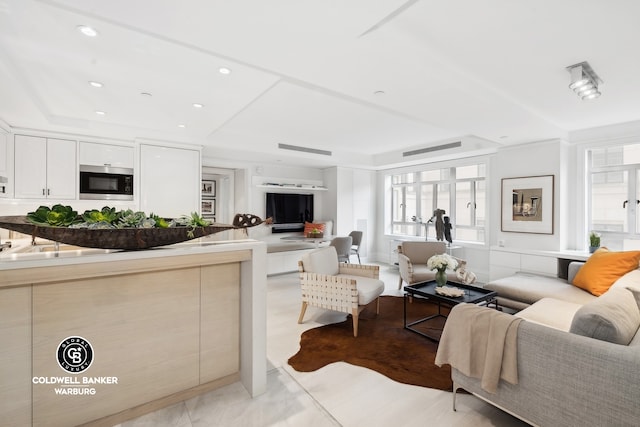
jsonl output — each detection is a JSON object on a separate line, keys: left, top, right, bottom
{"left": 0, "top": 241, "right": 267, "bottom": 427}
{"left": 0, "top": 286, "right": 31, "bottom": 427}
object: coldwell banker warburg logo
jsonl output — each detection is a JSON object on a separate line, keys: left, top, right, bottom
{"left": 57, "top": 336, "right": 93, "bottom": 373}
{"left": 32, "top": 336, "right": 119, "bottom": 396}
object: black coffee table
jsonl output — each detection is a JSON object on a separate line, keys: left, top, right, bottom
{"left": 403, "top": 280, "right": 498, "bottom": 341}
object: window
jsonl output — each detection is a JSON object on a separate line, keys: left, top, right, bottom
{"left": 588, "top": 144, "right": 640, "bottom": 249}
{"left": 389, "top": 163, "right": 486, "bottom": 243}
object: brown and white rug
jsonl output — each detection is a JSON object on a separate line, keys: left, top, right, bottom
{"left": 288, "top": 296, "right": 454, "bottom": 391}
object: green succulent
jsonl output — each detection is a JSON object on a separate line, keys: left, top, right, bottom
{"left": 150, "top": 213, "right": 171, "bottom": 229}
{"left": 27, "top": 204, "right": 80, "bottom": 227}
{"left": 25, "top": 205, "right": 212, "bottom": 236}
{"left": 116, "top": 209, "right": 148, "bottom": 228}
{"left": 176, "top": 212, "right": 211, "bottom": 238}
{"left": 82, "top": 206, "right": 120, "bottom": 224}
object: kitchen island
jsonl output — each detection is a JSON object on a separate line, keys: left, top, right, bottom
{"left": 0, "top": 238, "right": 267, "bottom": 427}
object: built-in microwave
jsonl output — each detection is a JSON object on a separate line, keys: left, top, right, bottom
{"left": 79, "top": 165, "right": 134, "bottom": 200}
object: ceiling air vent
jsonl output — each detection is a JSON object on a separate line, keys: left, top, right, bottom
{"left": 403, "top": 141, "right": 462, "bottom": 157}
{"left": 278, "top": 143, "right": 332, "bottom": 156}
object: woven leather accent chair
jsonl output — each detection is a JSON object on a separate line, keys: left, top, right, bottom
{"left": 298, "top": 246, "right": 384, "bottom": 337}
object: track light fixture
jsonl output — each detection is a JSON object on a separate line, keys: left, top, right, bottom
{"left": 566, "top": 61, "right": 602, "bottom": 100}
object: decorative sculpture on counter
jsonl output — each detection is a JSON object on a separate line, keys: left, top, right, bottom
{"left": 0, "top": 205, "right": 268, "bottom": 251}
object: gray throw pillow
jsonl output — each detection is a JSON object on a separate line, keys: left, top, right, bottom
{"left": 628, "top": 286, "right": 640, "bottom": 311}
{"left": 569, "top": 288, "right": 640, "bottom": 345}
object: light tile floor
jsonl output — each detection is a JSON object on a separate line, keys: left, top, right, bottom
{"left": 119, "top": 264, "right": 529, "bottom": 427}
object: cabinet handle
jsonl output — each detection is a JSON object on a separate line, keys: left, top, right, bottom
{"left": 42, "top": 188, "right": 45, "bottom": 196}
{"left": 47, "top": 189, "right": 50, "bottom": 196}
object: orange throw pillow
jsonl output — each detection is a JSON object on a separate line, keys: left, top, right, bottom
{"left": 304, "top": 222, "right": 325, "bottom": 235}
{"left": 573, "top": 248, "right": 640, "bottom": 296}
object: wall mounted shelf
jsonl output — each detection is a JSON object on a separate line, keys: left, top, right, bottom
{"left": 256, "top": 184, "right": 327, "bottom": 191}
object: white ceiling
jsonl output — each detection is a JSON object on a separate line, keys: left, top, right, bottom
{"left": 1, "top": 0, "right": 639, "bottom": 169}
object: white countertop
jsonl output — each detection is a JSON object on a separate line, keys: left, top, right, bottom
{"left": 490, "top": 245, "right": 590, "bottom": 260}
{"left": 0, "top": 237, "right": 267, "bottom": 270}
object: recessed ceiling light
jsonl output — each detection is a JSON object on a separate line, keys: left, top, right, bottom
{"left": 77, "top": 25, "right": 98, "bottom": 37}
{"left": 140, "top": 92, "right": 153, "bottom": 97}
{"left": 95, "top": 110, "right": 106, "bottom": 116}
{"left": 374, "top": 90, "right": 385, "bottom": 95}
{"left": 192, "top": 103, "right": 204, "bottom": 108}
{"left": 88, "top": 81, "right": 103, "bottom": 88}
{"left": 177, "top": 124, "right": 186, "bottom": 128}
{"left": 219, "top": 67, "right": 231, "bottom": 75}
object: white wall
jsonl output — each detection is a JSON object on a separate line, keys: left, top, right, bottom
{"left": 491, "top": 139, "right": 567, "bottom": 251}
{"left": 324, "top": 166, "right": 376, "bottom": 260}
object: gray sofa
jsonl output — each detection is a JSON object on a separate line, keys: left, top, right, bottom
{"left": 484, "top": 262, "right": 594, "bottom": 311}
{"left": 449, "top": 263, "right": 640, "bottom": 426}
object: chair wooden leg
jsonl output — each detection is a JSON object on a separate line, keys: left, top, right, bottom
{"left": 352, "top": 308, "right": 359, "bottom": 337}
{"left": 376, "top": 297, "right": 380, "bottom": 314}
{"left": 298, "top": 301, "right": 308, "bottom": 324}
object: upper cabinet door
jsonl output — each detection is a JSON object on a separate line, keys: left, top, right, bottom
{"left": 14, "top": 135, "right": 47, "bottom": 199}
{"left": 0, "top": 131, "right": 10, "bottom": 198}
{"left": 0, "top": 132, "right": 7, "bottom": 176}
{"left": 140, "top": 144, "right": 200, "bottom": 218}
{"left": 14, "top": 135, "right": 76, "bottom": 199}
{"left": 79, "top": 141, "right": 134, "bottom": 169}
{"left": 46, "top": 138, "right": 76, "bottom": 199}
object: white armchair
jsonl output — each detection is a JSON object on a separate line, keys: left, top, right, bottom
{"left": 397, "top": 241, "right": 477, "bottom": 289}
{"left": 397, "top": 241, "right": 447, "bottom": 289}
{"left": 298, "top": 246, "right": 385, "bottom": 337}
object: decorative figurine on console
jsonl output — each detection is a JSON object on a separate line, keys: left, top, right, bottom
{"left": 433, "top": 209, "right": 446, "bottom": 241}
{"left": 444, "top": 216, "right": 453, "bottom": 246}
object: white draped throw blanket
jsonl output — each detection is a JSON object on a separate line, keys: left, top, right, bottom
{"left": 435, "top": 303, "right": 522, "bottom": 394}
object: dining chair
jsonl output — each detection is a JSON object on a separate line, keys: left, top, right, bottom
{"left": 330, "top": 236, "right": 352, "bottom": 263}
{"left": 348, "top": 230, "right": 363, "bottom": 264}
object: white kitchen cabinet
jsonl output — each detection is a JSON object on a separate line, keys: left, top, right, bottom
{"left": 0, "top": 132, "right": 7, "bottom": 176}
{"left": 0, "top": 131, "right": 9, "bottom": 197}
{"left": 140, "top": 144, "right": 200, "bottom": 218}
{"left": 489, "top": 247, "right": 588, "bottom": 281}
{"left": 14, "top": 135, "right": 76, "bottom": 199}
{"left": 79, "top": 141, "right": 134, "bottom": 168}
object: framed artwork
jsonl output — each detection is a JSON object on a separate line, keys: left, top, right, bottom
{"left": 501, "top": 175, "right": 554, "bottom": 234}
{"left": 202, "top": 180, "right": 216, "bottom": 197}
{"left": 201, "top": 200, "right": 215, "bottom": 215}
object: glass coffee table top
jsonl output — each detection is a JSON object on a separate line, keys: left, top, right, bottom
{"left": 405, "top": 280, "right": 497, "bottom": 305}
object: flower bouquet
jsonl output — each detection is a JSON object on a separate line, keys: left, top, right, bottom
{"left": 427, "top": 253, "right": 459, "bottom": 286}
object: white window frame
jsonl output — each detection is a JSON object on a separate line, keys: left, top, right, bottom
{"left": 586, "top": 142, "right": 640, "bottom": 250}
{"left": 388, "top": 161, "right": 486, "bottom": 244}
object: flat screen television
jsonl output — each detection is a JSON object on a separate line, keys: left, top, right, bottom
{"left": 266, "top": 192, "right": 313, "bottom": 232}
